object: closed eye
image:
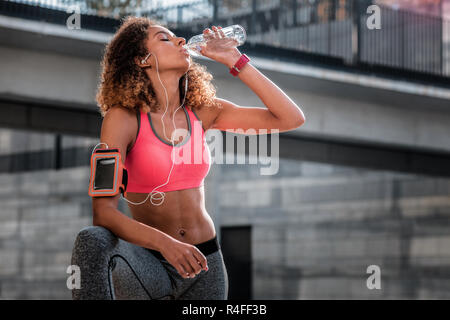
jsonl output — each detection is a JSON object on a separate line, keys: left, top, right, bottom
{"left": 161, "top": 39, "right": 170, "bottom": 41}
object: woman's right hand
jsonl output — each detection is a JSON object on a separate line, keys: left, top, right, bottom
{"left": 159, "top": 237, "right": 208, "bottom": 279}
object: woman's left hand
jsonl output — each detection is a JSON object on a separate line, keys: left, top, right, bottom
{"left": 198, "top": 26, "right": 243, "bottom": 68}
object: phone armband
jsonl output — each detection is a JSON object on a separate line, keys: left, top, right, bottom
{"left": 88, "top": 148, "right": 128, "bottom": 197}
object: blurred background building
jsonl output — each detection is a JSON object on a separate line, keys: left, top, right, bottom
{"left": 376, "top": 0, "right": 450, "bottom": 18}
{"left": 0, "top": 0, "right": 450, "bottom": 299}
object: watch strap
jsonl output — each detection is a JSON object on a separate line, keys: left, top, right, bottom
{"left": 230, "top": 54, "right": 250, "bottom": 76}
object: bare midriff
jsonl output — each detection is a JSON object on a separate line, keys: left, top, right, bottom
{"left": 126, "top": 185, "right": 216, "bottom": 246}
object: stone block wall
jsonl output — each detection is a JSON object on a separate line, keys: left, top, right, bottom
{"left": 218, "top": 159, "right": 450, "bottom": 299}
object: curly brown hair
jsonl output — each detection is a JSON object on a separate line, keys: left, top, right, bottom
{"left": 95, "top": 16, "right": 222, "bottom": 117}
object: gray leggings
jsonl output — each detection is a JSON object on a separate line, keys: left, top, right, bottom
{"left": 71, "top": 226, "right": 229, "bottom": 300}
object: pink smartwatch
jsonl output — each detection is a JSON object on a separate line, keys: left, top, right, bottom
{"left": 229, "top": 54, "right": 250, "bottom": 76}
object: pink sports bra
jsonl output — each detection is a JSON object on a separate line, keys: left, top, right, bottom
{"left": 124, "top": 106, "right": 211, "bottom": 193}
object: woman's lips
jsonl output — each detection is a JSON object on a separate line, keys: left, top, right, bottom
{"left": 180, "top": 48, "right": 189, "bottom": 56}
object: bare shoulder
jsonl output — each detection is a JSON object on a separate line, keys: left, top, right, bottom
{"left": 101, "top": 107, "right": 138, "bottom": 155}
{"left": 104, "top": 106, "right": 136, "bottom": 122}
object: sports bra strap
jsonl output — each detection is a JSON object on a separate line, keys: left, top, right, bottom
{"left": 127, "top": 108, "right": 141, "bottom": 154}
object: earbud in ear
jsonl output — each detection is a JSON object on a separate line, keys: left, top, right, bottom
{"left": 141, "top": 52, "right": 152, "bottom": 65}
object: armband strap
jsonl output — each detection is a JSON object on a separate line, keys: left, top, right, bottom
{"left": 88, "top": 148, "right": 128, "bottom": 197}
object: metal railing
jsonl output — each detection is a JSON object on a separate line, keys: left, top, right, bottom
{"left": 0, "top": 0, "right": 449, "bottom": 78}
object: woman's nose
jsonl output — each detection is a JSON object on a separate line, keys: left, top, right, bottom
{"left": 178, "top": 37, "right": 186, "bottom": 46}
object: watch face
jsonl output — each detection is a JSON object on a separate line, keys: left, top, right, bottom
{"left": 235, "top": 55, "right": 248, "bottom": 69}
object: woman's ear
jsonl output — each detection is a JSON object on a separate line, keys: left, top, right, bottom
{"left": 134, "top": 56, "right": 144, "bottom": 67}
{"left": 135, "top": 54, "right": 151, "bottom": 68}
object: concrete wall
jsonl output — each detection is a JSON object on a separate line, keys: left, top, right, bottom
{"left": 218, "top": 160, "right": 450, "bottom": 299}
{"left": 0, "top": 165, "right": 91, "bottom": 299}
{"left": 0, "top": 45, "right": 101, "bottom": 107}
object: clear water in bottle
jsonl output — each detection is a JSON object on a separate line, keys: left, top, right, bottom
{"left": 183, "top": 24, "right": 246, "bottom": 57}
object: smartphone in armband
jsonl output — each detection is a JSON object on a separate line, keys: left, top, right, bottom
{"left": 88, "top": 148, "right": 128, "bottom": 197}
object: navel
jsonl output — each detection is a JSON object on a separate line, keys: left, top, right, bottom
{"left": 179, "top": 228, "right": 186, "bottom": 236}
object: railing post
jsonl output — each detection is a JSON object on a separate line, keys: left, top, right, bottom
{"left": 331, "top": 0, "right": 337, "bottom": 20}
{"left": 177, "top": 5, "right": 183, "bottom": 25}
{"left": 279, "top": 0, "right": 286, "bottom": 46}
{"left": 213, "top": 0, "right": 219, "bottom": 26}
{"left": 54, "top": 133, "right": 61, "bottom": 170}
{"left": 350, "top": 0, "right": 361, "bottom": 65}
{"left": 251, "top": 0, "right": 257, "bottom": 35}
{"left": 440, "top": 11, "right": 444, "bottom": 76}
{"left": 292, "top": 0, "right": 297, "bottom": 27}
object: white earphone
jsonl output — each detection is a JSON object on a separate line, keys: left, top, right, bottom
{"left": 141, "top": 52, "right": 152, "bottom": 65}
{"left": 122, "top": 50, "right": 189, "bottom": 206}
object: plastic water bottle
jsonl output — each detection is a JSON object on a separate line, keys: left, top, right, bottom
{"left": 182, "top": 24, "right": 247, "bottom": 57}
